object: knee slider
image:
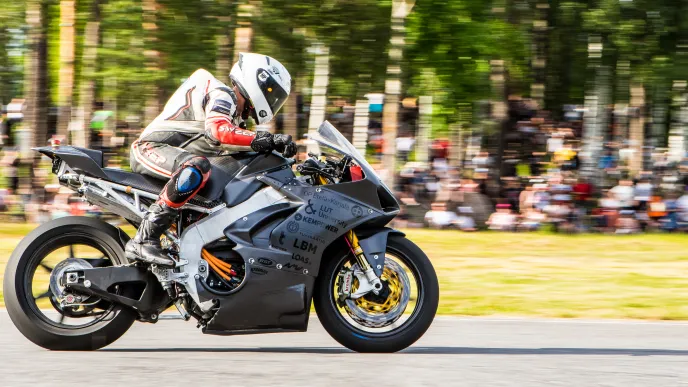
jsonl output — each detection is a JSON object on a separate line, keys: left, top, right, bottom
{"left": 186, "top": 156, "right": 211, "bottom": 174}
{"left": 176, "top": 166, "right": 204, "bottom": 194}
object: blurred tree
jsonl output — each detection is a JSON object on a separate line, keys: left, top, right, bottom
{"left": 56, "top": 0, "right": 75, "bottom": 141}
{"left": 74, "top": 0, "right": 101, "bottom": 148}
{"left": 382, "top": 0, "right": 414, "bottom": 187}
{"left": 0, "top": 2, "right": 24, "bottom": 105}
{"left": 406, "top": 0, "right": 529, "bottom": 130}
{"left": 22, "top": 0, "right": 49, "bottom": 157}
{"left": 142, "top": 0, "right": 160, "bottom": 126}
{"left": 213, "top": 0, "right": 235, "bottom": 84}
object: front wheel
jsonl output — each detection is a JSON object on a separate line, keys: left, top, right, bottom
{"left": 314, "top": 234, "right": 439, "bottom": 353}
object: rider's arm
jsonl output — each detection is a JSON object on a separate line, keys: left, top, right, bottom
{"left": 186, "top": 69, "right": 256, "bottom": 151}
{"left": 191, "top": 69, "right": 293, "bottom": 155}
{"left": 204, "top": 116, "right": 256, "bottom": 149}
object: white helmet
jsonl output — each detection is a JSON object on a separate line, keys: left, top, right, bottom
{"left": 230, "top": 53, "right": 292, "bottom": 125}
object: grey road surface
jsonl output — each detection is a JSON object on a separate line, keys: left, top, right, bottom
{"left": 1, "top": 312, "right": 687, "bottom": 386}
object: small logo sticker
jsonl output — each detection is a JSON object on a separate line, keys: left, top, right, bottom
{"left": 287, "top": 221, "right": 299, "bottom": 233}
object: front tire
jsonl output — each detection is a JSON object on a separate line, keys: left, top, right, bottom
{"left": 4, "top": 217, "right": 136, "bottom": 350}
{"left": 314, "top": 235, "right": 439, "bottom": 353}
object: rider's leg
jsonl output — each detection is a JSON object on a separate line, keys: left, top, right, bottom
{"left": 127, "top": 142, "right": 211, "bottom": 265}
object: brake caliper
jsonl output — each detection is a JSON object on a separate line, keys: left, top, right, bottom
{"left": 337, "top": 269, "right": 355, "bottom": 304}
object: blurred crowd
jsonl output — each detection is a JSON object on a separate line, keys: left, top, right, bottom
{"left": 2, "top": 98, "right": 688, "bottom": 235}
{"left": 387, "top": 101, "right": 688, "bottom": 234}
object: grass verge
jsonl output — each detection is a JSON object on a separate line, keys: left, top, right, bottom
{"left": 0, "top": 224, "right": 686, "bottom": 319}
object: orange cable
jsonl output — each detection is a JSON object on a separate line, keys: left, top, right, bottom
{"left": 204, "top": 255, "right": 233, "bottom": 281}
{"left": 203, "top": 250, "right": 233, "bottom": 271}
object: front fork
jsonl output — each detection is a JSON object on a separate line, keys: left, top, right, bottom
{"left": 316, "top": 176, "right": 382, "bottom": 295}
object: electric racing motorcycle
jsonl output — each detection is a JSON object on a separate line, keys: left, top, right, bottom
{"left": 4, "top": 121, "right": 439, "bottom": 352}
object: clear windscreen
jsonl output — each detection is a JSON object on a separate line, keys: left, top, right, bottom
{"left": 309, "top": 121, "right": 376, "bottom": 173}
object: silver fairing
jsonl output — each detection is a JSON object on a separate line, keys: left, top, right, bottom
{"left": 179, "top": 187, "right": 289, "bottom": 311}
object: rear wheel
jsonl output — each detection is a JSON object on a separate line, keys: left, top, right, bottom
{"left": 4, "top": 217, "right": 136, "bottom": 350}
{"left": 314, "top": 235, "right": 439, "bottom": 352}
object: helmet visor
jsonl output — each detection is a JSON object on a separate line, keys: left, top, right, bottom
{"left": 256, "top": 69, "right": 289, "bottom": 115}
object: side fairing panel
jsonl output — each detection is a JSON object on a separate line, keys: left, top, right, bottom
{"left": 262, "top": 174, "right": 383, "bottom": 277}
{"left": 194, "top": 169, "right": 391, "bottom": 334}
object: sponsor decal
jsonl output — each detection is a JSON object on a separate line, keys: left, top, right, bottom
{"left": 257, "top": 258, "right": 274, "bottom": 267}
{"left": 294, "top": 213, "right": 303, "bottom": 221}
{"left": 251, "top": 267, "right": 267, "bottom": 276}
{"left": 283, "top": 262, "right": 304, "bottom": 271}
{"left": 325, "top": 224, "right": 339, "bottom": 233}
{"left": 299, "top": 231, "right": 326, "bottom": 244}
{"left": 291, "top": 252, "right": 310, "bottom": 264}
{"left": 304, "top": 191, "right": 352, "bottom": 211}
{"left": 342, "top": 271, "right": 354, "bottom": 294}
{"left": 278, "top": 231, "right": 286, "bottom": 245}
{"left": 287, "top": 221, "right": 299, "bottom": 233}
{"left": 351, "top": 205, "right": 364, "bottom": 218}
{"left": 301, "top": 215, "right": 325, "bottom": 227}
{"left": 293, "top": 238, "right": 318, "bottom": 254}
{"left": 305, "top": 199, "right": 317, "bottom": 215}
{"left": 313, "top": 210, "right": 348, "bottom": 228}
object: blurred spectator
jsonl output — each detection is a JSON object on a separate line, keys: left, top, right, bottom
{"left": 486, "top": 204, "right": 517, "bottom": 231}
{"left": 396, "top": 134, "right": 415, "bottom": 163}
{"left": 519, "top": 208, "right": 546, "bottom": 231}
{"left": 572, "top": 177, "right": 593, "bottom": 208}
{"left": 610, "top": 179, "right": 635, "bottom": 209}
{"left": 634, "top": 176, "right": 653, "bottom": 211}
{"left": 616, "top": 210, "right": 640, "bottom": 234}
{"left": 424, "top": 202, "right": 459, "bottom": 229}
{"left": 455, "top": 207, "right": 477, "bottom": 231}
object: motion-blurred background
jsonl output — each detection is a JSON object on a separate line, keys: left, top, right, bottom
{"left": 0, "top": 0, "right": 688, "bottom": 321}
{"left": 1, "top": 0, "right": 688, "bottom": 234}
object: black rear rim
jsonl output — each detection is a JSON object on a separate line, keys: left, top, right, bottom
{"left": 328, "top": 243, "right": 425, "bottom": 338}
{"left": 23, "top": 232, "right": 122, "bottom": 329}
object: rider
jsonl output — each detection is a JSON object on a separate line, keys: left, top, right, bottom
{"left": 125, "top": 53, "right": 296, "bottom": 266}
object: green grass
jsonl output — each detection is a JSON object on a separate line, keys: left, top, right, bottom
{"left": 1, "top": 224, "right": 688, "bottom": 320}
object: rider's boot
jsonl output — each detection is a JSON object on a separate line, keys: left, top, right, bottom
{"left": 125, "top": 156, "right": 211, "bottom": 267}
{"left": 125, "top": 202, "right": 178, "bottom": 266}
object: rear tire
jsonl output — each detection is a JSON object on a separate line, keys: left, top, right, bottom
{"left": 314, "top": 235, "right": 439, "bottom": 353}
{"left": 4, "top": 217, "right": 136, "bottom": 350}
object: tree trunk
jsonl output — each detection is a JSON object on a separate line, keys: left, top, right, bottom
{"left": 215, "top": 0, "right": 234, "bottom": 84}
{"left": 284, "top": 89, "right": 298, "bottom": 139}
{"left": 74, "top": 0, "right": 101, "bottom": 148}
{"left": 22, "top": 0, "right": 48, "bottom": 157}
{"left": 233, "top": 1, "right": 253, "bottom": 62}
{"left": 307, "top": 43, "right": 329, "bottom": 152}
{"left": 530, "top": 2, "right": 548, "bottom": 108}
{"left": 56, "top": 1, "right": 76, "bottom": 142}
{"left": 416, "top": 95, "right": 432, "bottom": 164}
{"left": 216, "top": 33, "right": 232, "bottom": 84}
{"left": 628, "top": 83, "right": 645, "bottom": 174}
{"left": 381, "top": 0, "right": 415, "bottom": 189}
{"left": 352, "top": 99, "right": 370, "bottom": 154}
{"left": 143, "top": 0, "right": 160, "bottom": 126}
{"left": 581, "top": 35, "right": 604, "bottom": 185}
{"left": 668, "top": 80, "right": 687, "bottom": 162}
{"left": 490, "top": 59, "right": 507, "bottom": 187}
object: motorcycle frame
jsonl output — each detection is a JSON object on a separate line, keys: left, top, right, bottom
{"left": 52, "top": 147, "right": 402, "bottom": 335}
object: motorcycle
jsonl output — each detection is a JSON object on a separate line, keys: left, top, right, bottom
{"left": 4, "top": 121, "right": 439, "bottom": 353}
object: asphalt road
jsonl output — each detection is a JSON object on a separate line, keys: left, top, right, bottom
{"left": 1, "top": 312, "right": 688, "bottom": 386}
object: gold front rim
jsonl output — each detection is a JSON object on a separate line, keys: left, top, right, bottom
{"left": 353, "top": 266, "right": 404, "bottom": 314}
